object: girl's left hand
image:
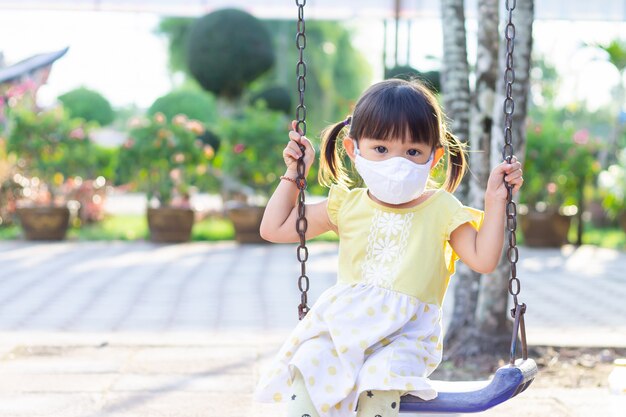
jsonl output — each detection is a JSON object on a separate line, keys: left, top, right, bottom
{"left": 485, "top": 156, "right": 523, "bottom": 202}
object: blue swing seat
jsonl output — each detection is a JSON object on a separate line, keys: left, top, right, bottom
{"left": 399, "top": 359, "right": 537, "bottom": 413}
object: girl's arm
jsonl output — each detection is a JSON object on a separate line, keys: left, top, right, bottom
{"left": 259, "top": 122, "right": 335, "bottom": 243}
{"left": 448, "top": 156, "right": 523, "bottom": 274}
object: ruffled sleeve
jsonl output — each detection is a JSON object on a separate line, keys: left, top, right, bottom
{"left": 443, "top": 201, "right": 485, "bottom": 274}
{"left": 326, "top": 183, "right": 350, "bottom": 226}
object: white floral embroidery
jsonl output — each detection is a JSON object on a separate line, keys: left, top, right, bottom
{"left": 362, "top": 209, "right": 414, "bottom": 289}
{"left": 372, "top": 236, "right": 400, "bottom": 263}
{"left": 378, "top": 212, "right": 404, "bottom": 236}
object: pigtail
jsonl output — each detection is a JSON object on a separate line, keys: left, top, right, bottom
{"left": 318, "top": 117, "right": 352, "bottom": 187}
{"left": 441, "top": 129, "right": 468, "bottom": 193}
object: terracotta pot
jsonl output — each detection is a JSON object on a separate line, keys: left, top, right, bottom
{"left": 16, "top": 206, "right": 70, "bottom": 240}
{"left": 226, "top": 204, "right": 267, "bottom": 244}
{"left": 147, "top": 207, "right": 195, "bottom": 243}
{"left": 519, "top": 210, "right": 572, "bottom": 247}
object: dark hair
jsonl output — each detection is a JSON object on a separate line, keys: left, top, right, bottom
{"left": 318, "top": 78, "right": 467, "bottom": 192}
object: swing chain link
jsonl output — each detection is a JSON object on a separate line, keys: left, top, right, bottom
{"left": 295, "top": 0, "right": 310, "bottom": 321}
{"left": 503, "top": 0, "right": 528, "bottom": 365}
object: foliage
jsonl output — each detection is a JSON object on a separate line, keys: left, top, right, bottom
{"left": 216, "top": 103, "right": 288, "bottom": 198}
{"left": 384, "top": 65, "right": 440, "bottom": 93}
{"left": 523, "top": 106, "right": 603, "bottom": 210}
{"left": 118, "top": 113, "right": 214, "bottom": 207}
{"left": 156, "top": 17, "right": 195, "bottom": 75}
{"left": 249, "top": 86, "right": 292, "bottom": 114}
{"left": 597, "top": 148, "right": 626, "bottom": 220}
{"left": 148, "top": 89, "right": 218, "bottom": 125}
{"left": 6, "top": 106, "right": 100, "bottom": 203}
{"left": 57, "top": 87, "right": 115, "bottom": 126}
{"left": 186, "top": 8, "right": 275, "bottom": 99}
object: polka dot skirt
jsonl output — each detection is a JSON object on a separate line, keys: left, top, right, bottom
{"left": 253, "top": 282, "right": 443, "bottom": 417}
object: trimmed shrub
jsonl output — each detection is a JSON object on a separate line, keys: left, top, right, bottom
{"left": 148, "top": 90, "right": 218, "bottom": 124}
{"left": 58, "top": 87, "right": 115, "bottom": 126}
{"left": 250, "top": 86, "right": 292, "bottom": 114}
{"left": 186, "top": 8, "right": 275, "bottom": 99}
{"left": 384, "top": 66, "right": 440, "bottom": 93}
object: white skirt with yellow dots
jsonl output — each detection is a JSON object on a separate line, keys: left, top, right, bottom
{"left": 253, "top": 281, "right": 443, "bottom": 417}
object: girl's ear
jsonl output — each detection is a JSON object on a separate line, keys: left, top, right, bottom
{"left": 431, "top": 146, "right": 445, "bottom": 168}
{"left": 343, "top": 137, "right": 356, "bottom": 161}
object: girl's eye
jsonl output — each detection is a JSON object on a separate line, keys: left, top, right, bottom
{"left": 407, "top": 149, "right": 420, "bottom": 156}
{"left": 374, "top": 146, "right": 387, "bottom": 154}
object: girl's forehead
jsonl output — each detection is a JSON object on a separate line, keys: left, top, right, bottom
{"left": 360, "top": 137, "right": 432, "bottom": 147}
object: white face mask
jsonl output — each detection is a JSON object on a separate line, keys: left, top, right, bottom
{"left": 353, "top": 140, "right": 434, "bottom": 205}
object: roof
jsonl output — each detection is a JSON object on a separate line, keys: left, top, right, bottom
{"left": 0, "top": 47, "right": 69, "bottom": 84}
{"left": 0, "top": 1, "right": 624, "bottom": 21}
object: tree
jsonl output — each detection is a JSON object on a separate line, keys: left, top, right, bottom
{"left": 186, "top": 9, "right": 275, "bottom": 104}
{"left": 439, "top": 0, "right": 480, "bottom": 357}
{"left": 148, "top": 90, "right": 218, "bottom": 125}
{"left": 57, "top": 87, "right": 114, "bottom": 126}
{"left": 478, "top": 0, "right": 534, "bottom": 354}
{"left": 442, "top": 0, "right": 535, "bottom": 358}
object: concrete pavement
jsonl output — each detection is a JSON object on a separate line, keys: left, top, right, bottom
{"left": 0, "top": 241, "right": 625, "bottom": 416}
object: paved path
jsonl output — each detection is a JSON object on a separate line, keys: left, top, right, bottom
{"left": 0, "top": 241, "right": 625, "bottom": 416}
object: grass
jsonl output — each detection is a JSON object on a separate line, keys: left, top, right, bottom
{"left": 0, "top": 214, "right": 622, "bottom": 249}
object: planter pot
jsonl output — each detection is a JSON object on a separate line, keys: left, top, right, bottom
{"left": 519, "top": 210, "right": 572, "bottom": 247}
{"left": 226, "top": 203, "right": 267, "bottom": 244}
{"left": 16, "top": 206, "right": 70, "bottom": 241}
{"left": 147, "top": 207, "right": 195, "bottom": 243}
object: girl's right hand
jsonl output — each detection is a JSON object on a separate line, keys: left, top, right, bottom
{"left": 283, "top": 120, "right": 315, "bottom": 176}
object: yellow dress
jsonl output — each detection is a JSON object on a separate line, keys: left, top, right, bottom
{"left": 253, "top": 184, "right": 484, "bottom": 417}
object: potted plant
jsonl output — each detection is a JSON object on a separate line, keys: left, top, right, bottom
{"left": 216, "top": 103, "right": 290, "bottom": 243}
{"left": 598, "top": 148, "right": 626, "bottom": 232}
{"left": 119, "top": 112, "right": 214, "bottom": 242}
{"left": 521, "top": 109, "right": 602, "bottom": 246}
{"left": 6, "top": 106, "right": 98, "bottom": 240}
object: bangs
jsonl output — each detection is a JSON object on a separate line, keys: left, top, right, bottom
{"left": 351, "top": 82, "right": 441, "bottom": 147}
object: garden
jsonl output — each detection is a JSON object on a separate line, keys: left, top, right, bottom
{"left": 0, "top": 8, "right": 624, "bottom": 249}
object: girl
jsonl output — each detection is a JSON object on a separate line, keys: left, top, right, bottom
{"left": 253, "top": 79, "right": 523, "bottom": 417}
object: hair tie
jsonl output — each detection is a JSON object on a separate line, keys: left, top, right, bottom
{"left": 342, "top": 116, "right": 352, "bottom": 127}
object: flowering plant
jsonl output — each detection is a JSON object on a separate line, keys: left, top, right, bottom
{"left": 216, "top": 103, "right": 290, "bottom": 200}
{"left": 118, "top": 112, "right": 214, "bottom": 207}
{"left": 522, "top": 109, "right": 602, "bottom": 211}
{"left": 6, "top": 106, "right": 99, "bottom": 206}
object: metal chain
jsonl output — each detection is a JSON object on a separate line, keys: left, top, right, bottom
{"left": 502, "top": 0, "right": 528, "bottom": 365}
{"left": 295, "top": 0, "right": 310, "bottom": 321}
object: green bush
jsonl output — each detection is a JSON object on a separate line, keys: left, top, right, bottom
{"left": 186, "top": 8, "right": 275, "bottom": 99}
{"left": 216, "top": 103, "right": 288, "bottom": 197}
{"left": 384, "top": 66, "right": 440, "bottom": 93}
{"left": 523, "top": 107, "right": 603, "bottom": 210}
{"left": 148, "top": 90, "right": 218, "bottom": 125}
{"left": 57, "top": 87, "right": 115, "bottom": 126}
{"left": 249, "top": 86, "right": 292, "bottom": 114}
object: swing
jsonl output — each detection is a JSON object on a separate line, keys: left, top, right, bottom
{"left": 290, "top": 0, "right": 537, "bottom": 413}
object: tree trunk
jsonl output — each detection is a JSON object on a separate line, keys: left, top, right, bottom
{"left": 439, "top": 0, "right": 479, "bottom": 357}
{"left": 476, "top": 0, "right": 534, "bottom": 356}
{"left": 444, "top": 0, "right": 500, "bottom": 359}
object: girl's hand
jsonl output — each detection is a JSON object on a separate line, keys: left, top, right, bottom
{"left": 485, "top": 156, "right": 523, "bottom": 202}
{"left": 283, "top": 120, "right": 315, "bottom": 176}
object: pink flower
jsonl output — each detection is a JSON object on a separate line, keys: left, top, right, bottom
{"left": 186, "top": 120, "right": 205, "bottom": 135}
{"left": 534, "top": 125, "right": 542, "bottom": 134}
{"left": 172, "top": 114, "right": 188, "bottom": 126}
{"left": 69, "top": 127, "right": 85, "bottom": 140}
{"left": 546, "top": 182, "right": 557, "bottom": 194}
{"left": 153, "top": 112, "right": 166, "bottom": 124}
{"left": 169, "top": 168, "right": 181, "bottom": 181}
{"left": 128, "top": 117, "right": 143, "bottom": 128}
{"left": 203, "top": 145, "right": 215, "bottom": 159}
{"left": 123, "top": 138, "right": 135, "bottom": 148}
{"left": 573, "top": 129, "right": 589, "bottom": 145}
{"left": 173, "top": 153, "right": 185, "bottom": 163}
{"left": 233, "top": 143, "right": 245, "bottom": 154}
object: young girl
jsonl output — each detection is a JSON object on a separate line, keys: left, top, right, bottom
{"left": 253, "top": 79, "right": 523, "bottom": 417}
